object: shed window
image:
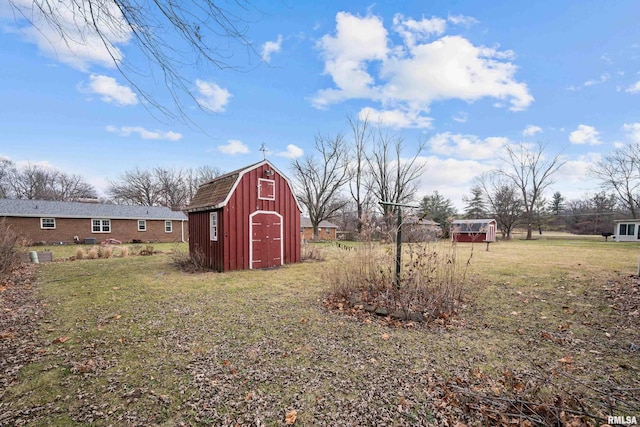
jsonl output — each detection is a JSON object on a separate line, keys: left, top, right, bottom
{"left": 165, "top": 221, "right": 173, "bottom": 233}
{"left": 258, "top": 178, "right": 276, "bottom": 201}
{"left": 92, "top": 219, "right": 111, "bottom": 233}
{"left": 210, "top": 212, "right": 218, "bottom": 241}
{"left": 41, "top": 218, "right": 56, "bottom": 229}
{"left": 138, "top": 220, "right": 147, "bottom": 231}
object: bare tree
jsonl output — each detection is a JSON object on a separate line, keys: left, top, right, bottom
{"left": 366, "top": 127, "right": 426, "bottom": 230}
{"left": 155, "top": 167, "right": 188, "bottom": 210}
{"left": 6, "top": 0, "right": 260, "bottom": 120}
{"left": 591, "top": 141, "right": 640, "bottom": 218}
{"left": 0, "top": 158, "right": 16, "bottom": 198}
{"left": 478, "top": 173, "right": 523, "bottom": 240}
{"left": 184, "top": 165, "right": 222, "bottom": 202}
{"left": 6, "top": 162, "right": 97, "bottom": 201}
{"left": 291, "top": 134, "right": 350, "bottom": 241}
{"left": 54, "top": 172, "right": 98, "bottom": 200}
{"left": 108, "top": 166, "right": 222, "bottom": 208}
{"left": 347, "top": 114, "right": 372, "bottom": 234}
{"left": 499, "top": 142, "right": 565, "bottom": 240}
{"left": 108, "top": 168, "right": 161, "bottom": 206}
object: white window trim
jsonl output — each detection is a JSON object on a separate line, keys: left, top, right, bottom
{"left": 138, "top": 220, "right": 147, "bottom": 232}
{"left": 165, "top": 220, "right": 173, "bottom": 233}
{"left": 258, "top": 178, "right": 276, "bottom": 201}
{"left": 210, "top": 212, "right": 218, "bottom": 241}
{"left": 91, "top": 218, "right": 111, "bottom": 233}
{"left": 40, "top": 218, "right": 56, "bottom": 229}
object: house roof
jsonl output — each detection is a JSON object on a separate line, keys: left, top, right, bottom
{"left": 451, "top": 218, "right": 496, "bottom": 233}
{"left": 0, "top": 198, "right": 187, "bottom": 220}
{"left": 185, "top": 160, "right": 303, "bottom": 212}
{"left": 301, "top": 217, "right": 338, "bottom": 229}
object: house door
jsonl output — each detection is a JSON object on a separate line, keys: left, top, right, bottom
{"left": 250, "top": 211, "right": 283, "bottom": 269}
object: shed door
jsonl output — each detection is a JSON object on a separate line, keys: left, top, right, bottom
{"left": 250, "top": 211, "right": 283, "bottom": 269}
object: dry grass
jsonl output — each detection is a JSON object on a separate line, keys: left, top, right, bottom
{"left": 1, "top": 238, "right": 638, "bottom": 425}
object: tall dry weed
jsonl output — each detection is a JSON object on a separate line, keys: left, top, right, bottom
{"left": 0, "top": 219, "right": 23, "bottom": 278}
{"left": 325, "top": 218, "right": 469, "bottom": 322}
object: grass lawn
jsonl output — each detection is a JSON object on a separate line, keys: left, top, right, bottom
{"left": 2, "top": 237, "right": 639, "bottom": 426}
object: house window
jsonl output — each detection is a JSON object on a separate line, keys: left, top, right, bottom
{"left": 40, "top": 218, "right": 56, "bottom": 229}
{"left": 165, "top": 221, "right": 172, "bottom": 233}
{"left": 258, "top": 178, "right": 276, "bottom": 201}
{"left": 138, "top": 220, "right": 147, "bottom": 231}
{"left": 326, "top": 228, "right": 330, "bottom": 236}
{"left": 92, "top": 219, "right": 111, "bottom": 233}
{"left": 210, "top": 212, "right": 218, "bottom": 241}
{"left": 620, "top": 223, "right": 635, "bottom": 236}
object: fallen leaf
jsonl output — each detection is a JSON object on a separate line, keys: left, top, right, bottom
{"left": 113, "top": 314, "right": 122, "bottom": 320}
{"left": 381, "top": 333, "right": 390, "bottom": 340}
{"left": 558, "top": 355, "right": 574, "bottom": 364}
{"left": 53, "top": 336, "right": 69, "bottom": 344}
{"left": 285, "top": 409, "right": 297, "bottom": 424}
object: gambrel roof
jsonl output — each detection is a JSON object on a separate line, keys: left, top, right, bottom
{"left": 186, "top": 160, "right": 302, "bottom": 212}
{"left": 0, "top": 198, "right": 187, "bottom": 220}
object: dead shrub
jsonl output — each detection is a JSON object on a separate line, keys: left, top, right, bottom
{"left": 120, "top": 246, "right": 129, "bottom": 257}
{"left": 74, "top": 247, "right": 84, "bottom": 260}
{"left": 87, "top": 247, "right": 99, "bottom": 259}
{"left": 139, "top": 244, "right": 154, "bottom": 256}
{"left": 301, "top": 243, "right": 325, "bottom": 261}
{"left": 0, "top": 219, "right": 23, "bottom": 279}
{"left": 172, "top": 248, "right": 209, "bottom": 272}
{"left": 102, "top": 246, "right": 113, "bottom": 259}
{"left": 324, "top": 222, "right": 470, "bottom": 324}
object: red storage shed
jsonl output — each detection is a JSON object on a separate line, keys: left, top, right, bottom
{"left": 451, "top": 219, "right": 497, "bottom": 243}
{"left": 186, "top": 161, "right": 302, "bottom": 272}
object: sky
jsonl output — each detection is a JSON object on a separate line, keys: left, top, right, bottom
{"left": 1, "top": 0, "right": 640, "bottom": 211}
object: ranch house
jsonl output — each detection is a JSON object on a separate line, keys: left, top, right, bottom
{"left": 0, "top": 198, "right": 188, "bottom": 244}
{"left": 186, "top": 160, "right": 301, "bottom": 272}
{"left": 301, "top": 217, "right": 338, "bottom": 241}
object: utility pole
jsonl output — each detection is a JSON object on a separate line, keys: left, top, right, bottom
{"left": 379, "top": 201, "right": 419, "bottom": 289}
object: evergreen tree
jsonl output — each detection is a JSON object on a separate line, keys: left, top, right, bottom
{"left": 462, "top": 185, "right": 487, "bottom": 219}
{"left": 419, "top": 191, "right": 458, "bottom": 237}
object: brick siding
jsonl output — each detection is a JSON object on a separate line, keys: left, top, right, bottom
{"left": 301, "top": 226, "right": 336, "bottom": 241}
{"left": 4, "top": 216, "right": 188, "bottom": 245}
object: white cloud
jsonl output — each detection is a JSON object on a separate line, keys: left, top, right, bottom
{"left": 623, "top": 123, "right": 640, "bottom": 141}
{"left": 83, "top": 74, "right": 138, "bottom": 106}
{"left": 523, "top": 125, "right": 542, "bottom": 136}
{"left": 392, "top": 14, "right": 446, "bottom": 47}
{"left": 428, "top": 132, "right": 508, "bottom": 160}
{"left": 569, "top": 124, "right": 602, "bottom": 145}
{"left": 261, "top": 35, "right": 283, "bottom": 63}
{"left": 583, "top": 73, "right": 610, "bottom": 87}
{"left": 195, "top": 80, "right": 232, "bottom": 113}
{"left": 447, "top": 14, "right": 479, "bottom": 27}
{"left": 626, "top": 81, "right": 640, "bottom": 93}
{"left": 313, "top": 12, "right": 533, "bottom": 121}
{"left": 4, "top": 0, "right": 130, "bottom": 70}
{"left": 106, "top": 125, "right": 182, "bottom": 141}
{"left": 217, "top": 139, "right": 249, "bottom": 155}
{"left": 358, "top": 107, "right": 433, "bottom": 128}
{"left": 313, "top": 12, "right": 389, "bottom": 109}
{"left": 277, "top": 144, "right": 304, "bottom": 159}
{"left": 452, "top": 112, "right": 468, "bottom": 123}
